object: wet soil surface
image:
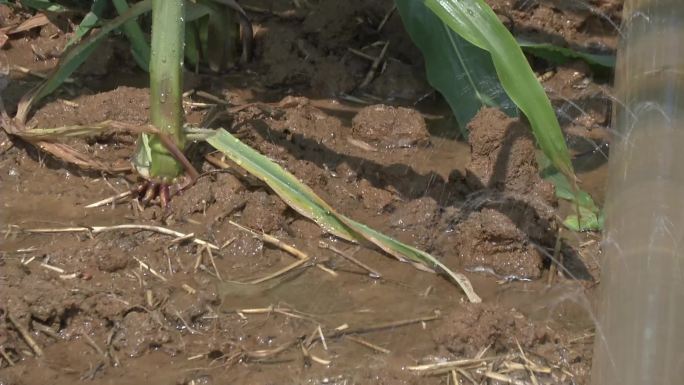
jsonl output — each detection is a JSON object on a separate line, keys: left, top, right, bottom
{"left": 1, "top": 1, "right": 614, "bottom": 384}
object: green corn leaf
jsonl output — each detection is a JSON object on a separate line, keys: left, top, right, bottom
{"left": 64, "top": 0, "right": 107, "bottom": 50}
{"left": 182, "top": 1, "right": 213, "bottom": 72}
{"left": 206, "top": 128, "right": 481, "bottom": 303}
{"left": 539, "top": 154, "right": 602, "bottom": 231}
{"left": 132, "top": 131, "right": 153, "bottom": 179}
{"left": 518, "top": 39, "right": 615, "bottom": 70}
{"left": 185, "top": 1, "right": 212, "bottom": 22}
{"left": 421, "top": 0, "right": 575, "bottom": 183}
{"left": 15, "top": 0, "right": 153, "bottom": 124}
{"left": 563, "top": 206, "right": 602, "bottom": 232}
{"left": 184, "top": 20, "right": 201, "bottom": 72}
{"left": 198, "top": 0, "right": 231, "bottom": 72}
{"left": 395, "top": 0, "right": 516, "bottom": 137}
{"left": 185, "top": 1, "right": 212, "bottom": 72}
{"left": 398, "top": 0, "right": 598, "bottom": 232}
{"left": 19, "top": 0, "right": 69, "bottom": 12}
{"left": 112, "top": 0, "right": 151, "bottom": 72}
{"left": 206, "top": 130, "right": 360, "bottom": 240}
{"left": 541, "top": 164, "right": 598, "bottom": 212}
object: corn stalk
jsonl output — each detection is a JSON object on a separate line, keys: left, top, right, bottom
{"left": 133, "top": 0, "right": 185, "bottom": 181}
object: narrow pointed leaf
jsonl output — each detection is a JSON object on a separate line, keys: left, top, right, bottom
{"left": 206, "top": 128, "right": 481, "bottom": 303}
{"left": 64, "top": 0, "right": 107, "bottom": 50}
{"left": 207, "top": 130, "right": 357, "bottom": 240}
{"left": 538, "top": 154, "right": 602, "bottom": 231}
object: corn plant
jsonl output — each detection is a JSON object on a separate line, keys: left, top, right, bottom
{"left": 396, "top": 0, "right": 604, "bottom": 231}
{"left": 130, "top": 0, "right": 186, "bottom": 206}
{"left": 3, "top": 0, "right": 484, "bottom": 302}
{"left": 0, "top": 0, "right": 611, "bottom": 301}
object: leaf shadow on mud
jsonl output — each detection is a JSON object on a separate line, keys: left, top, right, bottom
{"left": 229, "top": 115, "right": 593, "bottom": 281}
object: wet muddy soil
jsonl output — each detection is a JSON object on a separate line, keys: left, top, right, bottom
{"left": 1, "top": 1, "right": 615, "bottom": 384}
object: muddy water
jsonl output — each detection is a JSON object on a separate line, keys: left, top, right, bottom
{"left": 0, "top": 1, "right": 620, "bottom": 384}
{"left": 0, "top": 98, "right": 601, "bottom": 384}
{"left": 0, "top": 139, "right": 598, "bottom": 385}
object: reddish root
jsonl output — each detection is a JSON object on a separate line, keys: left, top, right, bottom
{"left": 132, "top": 175, "right": 194, "bottom": 210}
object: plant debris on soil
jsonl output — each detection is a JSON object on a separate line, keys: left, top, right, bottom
{"left": 1, "top": 0, "right": 616, "bottom": 384}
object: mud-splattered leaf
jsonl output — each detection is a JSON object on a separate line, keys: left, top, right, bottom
{"left": 395, "top": 0, "right": 516, "bottom": 136}
{"left": 206, "top": 128, "right": 481, "bottom": 303}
